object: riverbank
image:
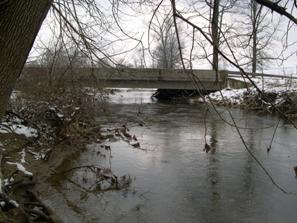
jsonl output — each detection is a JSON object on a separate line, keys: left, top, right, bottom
{"left": 192, "top": 77, "right": 297, "bottom": 116}
{"left": 0, "top": 88, "right": 137, "bottom": 222}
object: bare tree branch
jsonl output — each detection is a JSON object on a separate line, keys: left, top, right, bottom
{"left": 255, "top": 0, "right": 297, "bottom": 25}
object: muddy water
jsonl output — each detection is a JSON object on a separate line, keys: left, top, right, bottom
{"left": 44, "top": 89, "right": 297, "bottom": 223}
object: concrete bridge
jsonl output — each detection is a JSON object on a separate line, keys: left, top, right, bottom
{"left": 21, "top": 67, "right": 228, "bottom": 91}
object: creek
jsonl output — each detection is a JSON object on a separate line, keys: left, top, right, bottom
{"left": 42, "top": 89, "right": 297, "bottom": 223}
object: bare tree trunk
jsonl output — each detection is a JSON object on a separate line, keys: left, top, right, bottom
{"left": 252, "top": 0, "right": 257, "bottom": 76}
{"left": 212, "top": 0, "right": 219, "bottom": 81}
{"left": 0, "top": 0, "right": 51, "bottom": 120}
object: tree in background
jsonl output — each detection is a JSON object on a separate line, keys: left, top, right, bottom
{"left": 150, "top": 12, "right": 183, "bottom": 69}
{"left": 189, "top": 0, "right": 238, "bottom": 73}
{"left": 234, "top": 0, "right": 281, "bottom": 75}
{"left": 38, "top": 42, "right": 90, "bottom": 88}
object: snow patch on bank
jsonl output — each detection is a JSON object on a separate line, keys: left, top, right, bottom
{"left": 0, "top": 123, "right": 38, "bottom": 138}
{"left": 0, "top": 113, "right": 38, "bottom": 138}
{"left": 9, "top": 90, "right": 20, "bottom": 101}
{"left": 208, "top": 88, "right": 246, "bottom": 104}
{"left": 19, "top": 149, "right": 26, "bottom": 163}
{"left": 6, "top": 162, "right": 33, "bottom": 176}
{"left": 0, "top": 199, "right": 19, "bottom": 209}
{"left": 207, "top": 77, "right": 297, "bottom": 105}
{"left": 27, "top": 149, "right": 47, "bottom": 160}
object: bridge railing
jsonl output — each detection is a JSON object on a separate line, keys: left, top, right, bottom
{"left": 226, "top": 70, "right": 297, "bottom": 80}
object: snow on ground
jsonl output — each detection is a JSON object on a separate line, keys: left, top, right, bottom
{"left": 6, "top": 162, "right": 33, "bottom": 176}
{"left": 207, "top": 77, "right": 297, "bottom": 105}
{"left": 27, "top": 149, "right": 47, "bottom": 160}
{"left": 208, "top": 88, "right": 247, "bottom": 104}
{"left": 0, "top": 199, "right": 19, "bottom": 208}
{"left": 19, "top": 149, "right": 26, "bottom": 163}
{"left": 9, "top": 90, "right": 20, "bottom": 101}
{"left": 0, "top": 123, "right": 38, "bottom": 138}
{"left": 0, "top": 90, "right": 38, "bottom": 138}
{"left": 0, "top": 113, "right": 38, "bottom": 138}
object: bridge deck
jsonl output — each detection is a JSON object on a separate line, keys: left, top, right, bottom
{"left": 21, "top": 67, "right": 227, "bottom": 90}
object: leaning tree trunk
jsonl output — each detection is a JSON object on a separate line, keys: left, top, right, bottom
{"left": 0, "top": 0, "right": 52, "bottom": 120}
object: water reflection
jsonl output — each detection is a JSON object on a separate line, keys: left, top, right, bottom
{"left": 43, "top": 89, "right": 297, "bottom": 223}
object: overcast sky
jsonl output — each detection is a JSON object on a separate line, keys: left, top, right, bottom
{"left": 30, "top": 0, "right": 297, "bottom": 75}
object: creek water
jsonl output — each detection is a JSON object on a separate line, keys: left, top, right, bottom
{"left": 44, "top": 89, "right": 297, "bottom": 223}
